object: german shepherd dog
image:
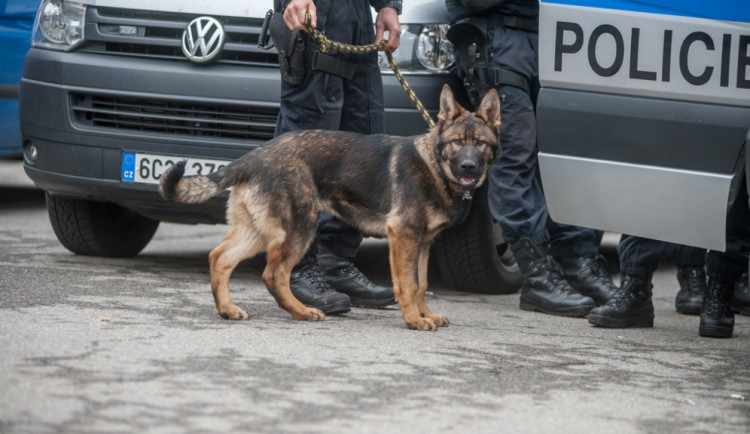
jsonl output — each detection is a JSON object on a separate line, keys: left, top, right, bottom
{"left": 160, "top": 85, "right": 500, "bottom": 331}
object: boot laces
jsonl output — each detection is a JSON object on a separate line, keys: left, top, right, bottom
{"left": 609, "top": 275, "right": 645, "bottom": 308}
{"left": 611, "top": 288, "right": 637, "bottom": 309}
{"left": 589, "top": 255, "right": 614, "bottom": 287}
{"left": 531, "top": 256, "right": 576, "bottom": 295}
{"left": 678, "top": 267, "right": 705, "bottom": 297}
{"left": 296, "top": 257, "right": 333, "bottom": 294}
{"left": 703, "top": 280, "right": 733, "bottom": 316}
{"left": 339, "top": 259, "right": 376, "bottom": 288}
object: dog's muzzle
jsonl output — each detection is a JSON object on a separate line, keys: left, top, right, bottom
{"left": 456, "top": 156, "right": 481, "bottom": 189}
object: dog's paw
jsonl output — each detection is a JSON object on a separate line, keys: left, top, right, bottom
{"left": 217, "top": 304, "right": 250, "bottom": 320}
{"left": 292, "top": 308, "right": 326, "bottom": 321}
{"left": 425, "top": 313, "right": 450, "bottom": 327}
{"left": 406, "top": 317, "right": 438, "bottom": 331}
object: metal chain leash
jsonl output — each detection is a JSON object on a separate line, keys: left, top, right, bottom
{"left": 303, "top": 13, "right": 436, "bottom": 128}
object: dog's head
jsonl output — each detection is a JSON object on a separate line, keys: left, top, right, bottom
{"left": 435, "top": 84, "right": 501, "bottom": 192}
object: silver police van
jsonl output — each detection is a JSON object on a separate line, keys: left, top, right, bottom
{"left": 537, "top": 0, "right": 750, "bottom": 251}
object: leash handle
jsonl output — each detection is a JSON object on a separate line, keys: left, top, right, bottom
{"left": 303, "top": 12, "right": 436, "bottom": 129}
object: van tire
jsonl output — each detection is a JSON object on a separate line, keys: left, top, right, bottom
{"left": 433, "top": 184, "right": 522, "bottom": 294}
{"left": 46, "top": 193, "right": 159, "bottom": 257}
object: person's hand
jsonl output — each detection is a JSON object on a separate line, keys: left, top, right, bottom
{"left": 283, "top": 0, "right": 317, "bottom": 31}
{"left": 375, "top": 7, "right": 401, "bottom": 53}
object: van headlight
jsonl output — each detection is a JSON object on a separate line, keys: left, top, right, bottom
{"left": 32, "top": 0, "right": 86, "bottom": 51}
{"left": 380, "top": 24, "right": 454, "bottom": 75}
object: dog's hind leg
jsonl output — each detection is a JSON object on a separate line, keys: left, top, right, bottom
{"left": 416, "top": 241, "right": 449, "bottom": 327}
{"left": 209, "top": 226, "right": 263, "bottom": 320}
{"left": 262, "top": 238, "right": 326, "bottom": 321}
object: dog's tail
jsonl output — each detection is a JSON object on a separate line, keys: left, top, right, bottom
{"left": 160, "top": 160, "right": 234, "bottom": 204}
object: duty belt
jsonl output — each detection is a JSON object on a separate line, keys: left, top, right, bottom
{"left": 501, "top": 15, "right": 538, "bottom": 33}
{"left": 468, "top": 65, "right": 530, "bottom": 95}
{"left": 282, "top": 45, "right": 357, "bottom": 81}
{"left": 308, "top": 49, "right": 356, "bottom": 80}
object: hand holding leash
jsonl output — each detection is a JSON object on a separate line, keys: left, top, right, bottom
{"left": 283, "top": 0, "right": 317, "bottom": 31}
{"left": 375, "top": 6, "right": 401, "bottom": 53}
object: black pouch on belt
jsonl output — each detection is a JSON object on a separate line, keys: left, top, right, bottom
{"left": 447, "top": 16, "right": 531, "bottom": 100}
{"left": 268, "top": 12, "right": 306, "bottom": 85}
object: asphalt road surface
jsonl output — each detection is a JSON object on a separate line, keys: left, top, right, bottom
{"left": 1, "top": 159, "right": 749, "bottom": 433}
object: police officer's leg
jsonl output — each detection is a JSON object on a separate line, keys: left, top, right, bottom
{"left": 589, "top": 235, "right": 676, "bottom": 328}
{"left": 484, "top": 24, "right": 591, "bottom": 314}
{"left": 488, "top": 86, "right": 546, "bottom": 249}
{"left": 731, "top": 180, "right": 750, "bottom": 315}
{"left": 275, "top": 0, "right": 364, "bottom": 263}
{"left": 274, "top": 71, "right": 354, "bottom": 314}
{"left": 489, "top": 86, "right": 593, "bottom": 316}
{"left": 314, "top": 2, "right": 395, "bottom": 307}
{"left": 701, "top": 176, "right": 749, "bottom": 337}
{"left": 672, "top": 244, "right": 707, "bottom": 315}
{"left": 315, "top": 61, "right": 394, "bottom": 307}
{"left": 272, "top": 0, "right": 355, "bottom": 314}
{"left": 734, "top": 262, "right": 750, "bottom": 316}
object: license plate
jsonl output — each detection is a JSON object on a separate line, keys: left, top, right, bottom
{"left": 121, "top": 152, "right": 230, "bottom": 184}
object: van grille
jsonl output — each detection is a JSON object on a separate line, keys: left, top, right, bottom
{"left": 81, "top": 6, "right": 279, "bottom": 66}
{"left": 71, "top": 93, "right": 278, "bottom": 141}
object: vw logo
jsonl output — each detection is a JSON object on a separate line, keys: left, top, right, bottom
{"left": 182, "top": 16, "right": 225, "bottom": 64}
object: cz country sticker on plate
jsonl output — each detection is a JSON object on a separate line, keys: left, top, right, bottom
{"left": 121, "top": 152, "right": 230, "bottom": 185}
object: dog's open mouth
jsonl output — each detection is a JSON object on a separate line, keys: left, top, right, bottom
{"left": 458, "top": 176, "right": 478, "bottom": 188}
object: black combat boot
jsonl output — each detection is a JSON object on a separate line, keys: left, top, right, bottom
{"left": 556, "top": 255, "right": 617, "bottom": 306}
{"left": 733, "top": 273, "right": 749, "bottom": 316}
{"left": 290, "top": 251, "right": 351, "bottom": 315}
{"left": 317, "top": 245, "right": 397, "bottom": 308}
{"left": 588, "top": 274, "right": 654, "bottom": 328}
{"left": 674, "top": 266, "right": 705, "bottom": 315}
{"left": 513, "top": 239, "right": 596, "bottom": 317}
{"left": 699, "top": 276, "right": 735, "bottom": 338}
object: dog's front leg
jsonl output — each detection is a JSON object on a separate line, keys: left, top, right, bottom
{"left": 416, "top": 241, "right": 449, "bottom": 327}
{"left": 387, "top": 223, "right": 437, "bottom": 331}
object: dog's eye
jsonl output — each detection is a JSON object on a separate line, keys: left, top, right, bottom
{"left": 451, "top": 139, "right": 463, "bottom": 146}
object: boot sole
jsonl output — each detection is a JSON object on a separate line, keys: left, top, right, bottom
{"left": 349, "top": 296, "right": 398, "bottom": 309}
{"left": 699, "top": 324, "right": 733, "bottom": 338}
{"left": 588, "top": 314, "right": 654, "bottom": 328}
{"left": 675, "top": 302, "right": 702, "bottom": 315}
{"left": 520, "top": 301, "right": 593, "bottom": 318}
{"left": 303, "top": 300, "right": 351, "bottom": 316}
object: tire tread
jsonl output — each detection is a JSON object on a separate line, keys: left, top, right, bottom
{"left": 46, "top": 194, "right": 159, "bottom": 257}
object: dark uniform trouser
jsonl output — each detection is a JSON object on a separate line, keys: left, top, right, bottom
{"left": 707, "top": 177, "right": 750, "bottom": 282}
{"left": 618, "top": 237, "right": 706, "bottom": 278}
{"left": 480, "top": 16, "right": 601, "bottom": 258}
{"left": 273, "top": 0, "right": 385, "bottom": 259}
{"left": 619, "top": 177, "right": 749, "bottom": 281}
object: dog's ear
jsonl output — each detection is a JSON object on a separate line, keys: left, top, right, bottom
{"left": 476, "top": 89, "right": 502, "bottom": 135}
{"left": 437, "top": 84, "right": 464, "bottom": 128}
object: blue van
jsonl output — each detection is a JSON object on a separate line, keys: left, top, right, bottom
{"left": 0, "top": 0, "right": 36, "bottom": 157}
